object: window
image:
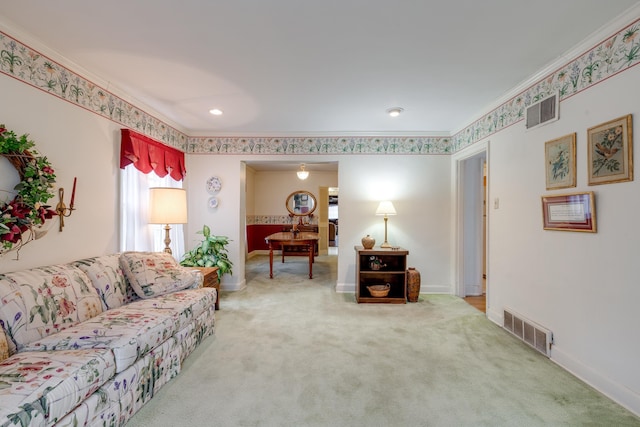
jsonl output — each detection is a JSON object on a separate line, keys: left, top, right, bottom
{"left": 119, "top": 161, "right": 185, "bottom": 259}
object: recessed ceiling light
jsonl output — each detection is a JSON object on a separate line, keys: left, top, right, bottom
{"left": 209, "top": 109, "right": 223, "bottom": 116}
{"left": 387, "top": 107, "right": 404, "bottom": 117}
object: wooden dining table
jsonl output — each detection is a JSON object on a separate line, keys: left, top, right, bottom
{"left": 265, "top": 231, "right": 320, "bottom": 279}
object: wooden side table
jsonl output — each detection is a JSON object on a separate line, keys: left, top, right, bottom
{"left": 189, "top": 267, "right": 220, "bottom": 310}
{"left": 355, "top": 246, "right": 408, "bottom": 304}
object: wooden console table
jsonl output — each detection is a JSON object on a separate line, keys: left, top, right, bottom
{"left": 265, "top": 232, "right": 320, "bottom": 279}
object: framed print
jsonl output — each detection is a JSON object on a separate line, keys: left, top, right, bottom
{"left": 542, "top": 192, "right": 596, "bottom": 232}
{"left": 587, "top": 114, "right": 633, "bottom": 185}
{"left": 545, "top": 133, "right": 576, "bottom": 190}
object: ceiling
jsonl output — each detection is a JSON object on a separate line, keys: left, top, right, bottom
{"left": 1, "top": 1, "right": 639, "bottom": 137}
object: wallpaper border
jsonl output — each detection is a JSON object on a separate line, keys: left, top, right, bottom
{"left": 2, "top": 16, "right": 640, "bottom": 155}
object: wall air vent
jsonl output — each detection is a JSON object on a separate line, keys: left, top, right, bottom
{"left": 525, "top": 92, "right": 559, "bottom": 130}
{"left": 503, "top": 308, "right": 553, "bottom": 357}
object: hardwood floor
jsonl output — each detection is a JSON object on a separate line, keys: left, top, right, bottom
{"left": 464, "top": 295, "right": 486, "bottom": 313}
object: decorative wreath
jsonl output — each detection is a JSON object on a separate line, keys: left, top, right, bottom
{"left": 0, "top": 125, "right": 57, "bottom": 255}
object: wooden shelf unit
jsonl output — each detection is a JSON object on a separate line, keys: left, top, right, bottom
{"left": 355, "top": 246, "right": 408, "bottom": 304}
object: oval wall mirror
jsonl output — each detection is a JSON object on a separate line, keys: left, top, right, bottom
{"left": 285, "top": 190, "right": 317, "bottom": 216}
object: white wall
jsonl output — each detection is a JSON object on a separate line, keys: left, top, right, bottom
{"left": 250, "top": 168, "right": 338, "bottom": 217}
{"left": 478, "top": 65, "right": 640, "bottom": 413}
{"left": 184, "top": 154, "right": 453, "bottom": 294}
{"left": 185, "top": 154, "right": 246, "bottom": 290}
{"left": 3, "top": 11, "right": 639, "bottom": 416}
{"left": 0, "top": 74, "right": 120, "bottom": 272}
{"left": 336, "top": 155, "right": 452, "bottom": 293}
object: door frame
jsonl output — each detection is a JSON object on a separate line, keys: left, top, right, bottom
{"left": 453, "top": 141, "right": 489, "bottom": 304}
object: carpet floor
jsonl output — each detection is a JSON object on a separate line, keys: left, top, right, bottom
{"left": 127, "top": 255, "right": 640, "bottom": 426}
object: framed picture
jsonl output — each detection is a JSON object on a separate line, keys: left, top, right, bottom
{"left": 587, "top": 114, "right": 633, "bottom": 185}
{"left": 541, "top": 192, "right": 596, "bottom": 232}
{"left": 545, "top": 133, "right": 576, "bottom": 190}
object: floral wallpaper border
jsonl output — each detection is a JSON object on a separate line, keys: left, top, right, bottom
{"left": 451, "top": 19, "right": 640, "bottom": 152}
{"left": 186, "top": 136, "right": 451, "bottom": 155}
{"left": 0, "top": 31, "right": 188, "bottom": 151}
{"left": 247, "top": 215, "right": 317, "bottom": 226}
{"left": 1, "top": 16, "right": 639, "bottom": 156}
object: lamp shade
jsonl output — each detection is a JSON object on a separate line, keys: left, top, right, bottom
{"left": 149, "top": 187, "right": 188, "bottom": 224}
{"left": 375, "top": 201, "right": 397, "bottom": 216}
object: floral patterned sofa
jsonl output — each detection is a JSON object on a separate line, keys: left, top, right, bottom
{"left": 0, "top": 251, "right": 217, "bottom": 427}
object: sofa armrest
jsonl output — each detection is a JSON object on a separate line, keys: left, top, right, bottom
{"left": 0, "top": 326, "right": 9, "bottom": 363}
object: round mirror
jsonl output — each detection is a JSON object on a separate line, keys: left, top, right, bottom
{"left": 285, "top": 190, "right": 317, "bottom": 216}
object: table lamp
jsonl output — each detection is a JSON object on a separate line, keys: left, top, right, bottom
{"left": 149, "top": 187, "right": 188, "bottom": 254}
{"left": 375, "top": 200, "right": 396, "bottom": 248}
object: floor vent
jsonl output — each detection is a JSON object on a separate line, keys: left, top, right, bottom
{"left": 503, "top": 308, "right": 552, "bottom": 357}
{"left": 525, "top": 92, "right": 559, "bottom": 130}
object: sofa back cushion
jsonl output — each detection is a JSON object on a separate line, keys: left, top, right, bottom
{"left": 73, "top": 254, "right": 128, "bottom": 311}
{"left": 0, "top": 264, "right": 102, "bottom": 355}
{"left": 119, "top": 252, "right": 200, "bottom": 299}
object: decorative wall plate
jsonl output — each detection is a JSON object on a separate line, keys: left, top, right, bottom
{"left": 206, "top": 176, "right": 222, "bottom": 193}
{"left": 208, "top": 197, "right": 219, "bottom": 208}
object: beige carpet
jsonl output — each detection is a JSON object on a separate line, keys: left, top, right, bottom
{"left": 127, "top": 255, "right": 640, "bottom": 426}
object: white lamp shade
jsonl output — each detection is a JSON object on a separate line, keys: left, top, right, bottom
{"left": 375, "top": 200, "right": 397, "bottom": 216}
{"left": 149, "top": 187, "right": 188, "bottom": 224}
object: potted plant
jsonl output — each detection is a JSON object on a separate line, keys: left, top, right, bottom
{"left": 180, "top": 225, "right": 233, "bottom": 277}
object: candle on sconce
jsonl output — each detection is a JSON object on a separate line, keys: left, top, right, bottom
{"left": 70, "top": 177, "right": 77, "bottom": 208}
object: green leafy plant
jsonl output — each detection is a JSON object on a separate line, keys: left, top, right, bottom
{"left": 180, "top": 225, "right": 233, "bottom": 277}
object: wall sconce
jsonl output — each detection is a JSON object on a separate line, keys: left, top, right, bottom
{"left": 297, "top": 164, "right": 309, "bottom": 180}
{"left": 149, "top": 187, "right": 188, "bottom": 254}
{"left": 56, "top": 177, "right": 77, "bottom": 232}
{"left": 375, "top": 200, "right": 397, "bottom": 248}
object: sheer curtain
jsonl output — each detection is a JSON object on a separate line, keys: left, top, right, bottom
{"left": 119, "top": 166, "right": 185, "bottom": 260}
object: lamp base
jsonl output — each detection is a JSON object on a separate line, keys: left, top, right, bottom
{"left": 163, "top": 224, "right": 172, "bottom": 254}
{"left": 380, "top": 241, "right": 392, "bottom": 248}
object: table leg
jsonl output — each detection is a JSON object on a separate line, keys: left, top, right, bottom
{"left": 269, "top": 244, "right": 274, "bottom": 279}
{"left": 308, "top": 244, "right": 313, "bottom": 279}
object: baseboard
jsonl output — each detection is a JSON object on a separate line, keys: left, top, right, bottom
{"left": 486, "top": 307, "right": 502, "bottom": 325}
{"left": 335, "top": 282, "right": 354, "bottom": 293}
{"left": 336, "top": 284, "right": 454, "bottom": 295}
{"left": 247, "top": 250, "right": 270, "bottom": 258}
{"left": 221, "top": 278, "right": 246, "bottom": 292}
{"left": 551, "top": 346, "right": 640, "bottom": 417}
{"left": 484, "top": 307, "right": 639, "bottom": 417}
{"left": 424, "top": 285, "right": 453, "bottom": 294}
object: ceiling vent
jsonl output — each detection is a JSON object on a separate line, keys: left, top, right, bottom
{"left": 525, "top": 92, "right": 559, "bottom": 130}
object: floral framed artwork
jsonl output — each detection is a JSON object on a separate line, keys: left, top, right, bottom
{"left": 545, "top": 133, "right": 576, "bottom": 190}
{"left": 587, "top": 114, "right": 633, "bottom": 185}
{"left": 541, "top": 192, "right": 596, "bottom": 232}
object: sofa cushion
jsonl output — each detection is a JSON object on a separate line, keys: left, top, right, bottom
{"left": 0, "top": 264, "right": 103, "bottom": 355}
{"left": 0, "top": 348, "right": 115, "bottom": 427}
{"left": 72, "top": 254, "right": 128, "bottom": 311}
{"left": 125, "top": 288, "right": 217, "bottom": 332}
{"left": 119, "top": 252, "right": 200, "bottom": 299}
{"left": 22, "top": 307, "right": 179, "bottom": 373}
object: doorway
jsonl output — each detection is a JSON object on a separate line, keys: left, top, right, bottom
{"left": 456, "top": 146, "right": 488, "bottom": 313}
{"left": 328, "top": 187, "right": 338, "bottom": 254}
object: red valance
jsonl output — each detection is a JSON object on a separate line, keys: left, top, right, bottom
{"left": 120, "top": 129, "right": 186, "bottom": 181}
